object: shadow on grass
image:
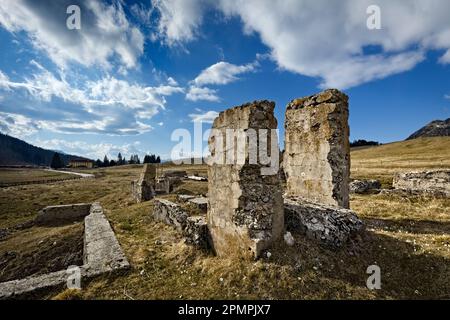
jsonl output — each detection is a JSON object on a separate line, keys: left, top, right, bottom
{"left": 269, "top": 227, "right": 450, "bottom": 299}
{"left": 363, "top": 217, "right": 450, "bottom": 235}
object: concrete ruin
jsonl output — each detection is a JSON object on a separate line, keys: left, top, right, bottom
{"left": 0, "top": 203, "right": 129, "bottom": 299}
{"left": 207, "top": 101, "right": 284, "bottom": 259}
{"left": 284, "top": 197, "right": 364, "bottom": 248}
{"left": 154, "top": 170, "right": 185, "bottom": 194}
{"left": 131, "top": 164, "right": 156, "bottom": 203}
{"left": 350, "top": 179, "right": 381, "bottom": 194}
{"left": 282, "top": 89, "right": 364, "bottom": 247}
{"left": 153, "top": 198, "right": 209, "bottom": 249}
{"left": 284, "top": 89, "right": 350, "bottom": 208}
{"left": 148, "top": 90, "right": 362, "bottom": 255}
{"left": 35, "top": 203, "right": 91, "bottom": 225}
{"left": 392, "top": 170, "right": 450, "bottom": 196}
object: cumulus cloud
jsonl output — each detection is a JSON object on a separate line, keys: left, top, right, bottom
{"left": 188, "top": 110, "right": 219, "bottom": 123}
{"left": 186, "top": 60, "right": 257, "bottom": 101}
{"left": 0, "top": 0, "right": 144, "bottom": 70}
{"left": 0, "top": 65, "right": 183, "bottom": 135}
{"left": 186, "top": 86, "right": 220, "bottom": 102}
{"left": 193, "top": 61, "right": 257, "bottom": 86}
{"left": 153, "top": 0, "right": 450, "bottom": 89}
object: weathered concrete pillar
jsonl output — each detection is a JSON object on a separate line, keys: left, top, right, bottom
{"left": 131, "top": 164, "right": 156, "bottom": 202}
{"left": 284, "top": 89, "right": 350, "bottom": 208}
{"left": 207, "top": 100, "right": 284, "bottom": 259}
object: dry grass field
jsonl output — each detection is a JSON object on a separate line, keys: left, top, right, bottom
{"left": 0, "top": 168, "right": 77, "bottom": 187}
{"left": 0, "top": 137, "right": 449, "bottom": 299}
{"left": 351, "top": 136, "right": 450, "bottom": 187}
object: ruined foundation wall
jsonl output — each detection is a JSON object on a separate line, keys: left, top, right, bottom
{"left": 284, "top": 89, "right": 350, "bottom": 208}
{"left": 207, "top": 101, "right": 284, "bottom": 258}
{"left": 393, "top": 170, "right": 450, "bottom": 196}
{"left": 131, "top": 164, "right": 156, "bottom": 202}
{"left": 35, "top": 203, "right": 91, "bottom": 225}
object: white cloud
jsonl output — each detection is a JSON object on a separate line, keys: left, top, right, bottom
{"left": 188, "top": 110, "right": 219, "bottom": 123}
{"left": 0, "top": 111, "right": 40, "bottom": 137}
{"left": 193, "top": 61, "right": 257, "bottom": 86}
{"left": 0, "top": 66, "right": 183, "bottom": 135}
{"left": 153, "top": 0, "right": 450, "bottom": 89}
{"left": 151, "top": 0, "right": 206, "bottom": 45}
{"left": 186, "top": 86, "right": 220, "bottom": 102}
{"left": 34, "top": 138, "right": 147, "bottom": 160}
{"left": 445, "top": 94, "right": 450, "bottom": 100}
{"left": 0, "top": 0, "right": 144, "bottom": 70}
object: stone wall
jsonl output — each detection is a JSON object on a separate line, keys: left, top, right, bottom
{"left": 152, "top": 198, "right": 209, "bottom": 248}
{"left": 34, "top": 203, "right": 91, "bottom": 225}
{"left": 0, "top": 202, "right": 129, "bottom": 299}
{"left": 284, "top": 197, "right": 364, "bottom": 248}
{"left": 83, "top": 202, "right": 130, "bottom": 274}
{"left": 207, "top": 100, "right": 284, "bottom": 259}
{"left": 153, "top": 198, "right": 189, "bottom": 232}
{"left": 131, "top": 164, "right": 156, "bottom": 203}
{"left": 392, "top": 170, "right": 450, "bottom": 196}
{"left": 284, "top": 89, "right": 350, "bottom": 208}
{"left": 350, "top": 179, "right": 381, "bottom": 194}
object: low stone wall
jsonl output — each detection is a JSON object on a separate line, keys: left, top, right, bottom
{"left": 350, "top": 180, "right": 381, "bottom": 194}
{"left": 153, "top": 198, "right": 209, "bottom": 248}
{"left": 0, "top": 202, "right": 129, "bottom": 299}
{"left": 34, "top": 203, "right": 91, "bottom": 225}
{"left": 153, "top": 198, "right": 189, "bottom": 232}
{"left": 183, "top": 216, "right": 209, "bottom": 248}
{"left": 284, "top": 197, "right": 364, "bottom": 248}
{"left": 83, "top": 203, "right": 130, "bottom": 275}
{"left": 188, "top": 197, "right": 208, "bottom": 212}
{"left": 393, "top": 170, "right": 450, "bottom": 196}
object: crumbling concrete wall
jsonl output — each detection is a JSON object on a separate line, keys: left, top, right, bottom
{"left": 153, "top": 198, "right": 189, "bottom": 232}
{"left": 35, "top": 203, "right": 91, "bottom": 225}
{"left": 131, "top": 164, "right": 156, "bottom": 202}
{"left": 284, "top": 197, "right": 364, "bottom": 248}
{"left": 284, "top": 89, "right": 350, "bottom": 208}
{"left": 152, "top": 198, "right": 209, "bottom": 248}
{"left": 83, "top": 203, "right": 130, "bottom": 274}
{"left": 350, "top": 179, "right": 381, "bottom": 194}
{"left": 0, "top": 202, "right": 129, "bottom": 299}
{"left": 393, "top": 170, "right": 450, "bottom": 196}
{"left": 207, "top": 101, "right": 284, "bottom": 259}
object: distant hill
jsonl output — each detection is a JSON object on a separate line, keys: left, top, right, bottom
{"left": 0, "top": 133, "right": 90, "bottom": 167}
{"left": 407, "top": 118, "right": 450, "bottom": 140}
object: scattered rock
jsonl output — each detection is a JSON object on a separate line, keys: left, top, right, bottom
{"left": 187, "top": 197, "right": 208, "bottom": 212}
{"left": 392, "top": 170, "right": 450, "bottom": 196}
{"left": 284, "top": 232, "right": 295, "bottom": 246}
{"left": 350, "top": 179, "right": 381, "bottom": 194}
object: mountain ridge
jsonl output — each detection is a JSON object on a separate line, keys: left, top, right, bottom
{"left": 0, "top": 133, "right": 92, "bottom": 166}
{"left": 406, "top": 118, "right": 450, "bottom": 140}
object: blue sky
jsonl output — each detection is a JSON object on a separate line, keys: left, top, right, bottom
{"left": 0, "top": 0, "right": 449, "bottom": 160}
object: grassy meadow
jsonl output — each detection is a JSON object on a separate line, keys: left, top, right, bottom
{"left": 0, "top": 137, "right": 449, "bottom": 299}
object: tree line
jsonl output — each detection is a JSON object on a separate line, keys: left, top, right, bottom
{"left": 94, "top": 153, "right": 161, "bottom": 167}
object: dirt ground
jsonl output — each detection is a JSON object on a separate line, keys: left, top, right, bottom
{"left": 0, "top": 222, "right": 84, "bottom": 283}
